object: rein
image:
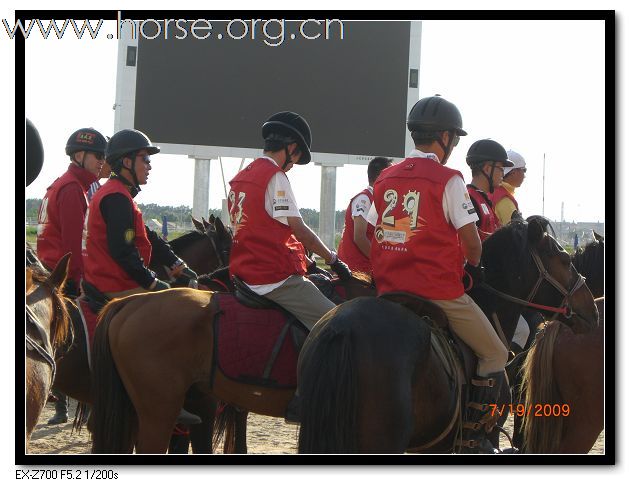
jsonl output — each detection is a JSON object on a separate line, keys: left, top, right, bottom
{"left": 25, "top": 305, "right": 57, "bottom": 385}
{"left": 481, "top": 246, "right": 588, "bottom": 320}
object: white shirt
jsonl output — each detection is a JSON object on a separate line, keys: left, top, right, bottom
{"left": 366, "top": 149, "right": 478, "bottom": 230}
{"left": 350, "top": 187, "right": 373, "bottom": 222}
{"left": 248, "top": 156, "right": 303, "bottom": 295}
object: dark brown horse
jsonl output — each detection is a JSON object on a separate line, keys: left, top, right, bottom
{"left": 25, "top": 254, "right": 72, "bottom": 448}
{"left": 296, "top": 217, "right": 598, "bottom": 453}
{"left": 518, "top": 296, "right": 604, "bottom": 453}
{"left": 571, "top": 232, "right": 604, "bottom": 298}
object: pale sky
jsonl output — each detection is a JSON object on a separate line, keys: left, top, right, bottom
{"left": 23, "top": 18, "right": 605, "bottom": 223}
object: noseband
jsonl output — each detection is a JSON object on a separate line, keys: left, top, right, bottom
{"left": 25, "top": 305, "right": 57, "bottom": 385}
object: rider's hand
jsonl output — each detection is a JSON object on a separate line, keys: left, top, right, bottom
{"left": 328, "top": 252, "right": 352, "bottom": 281}
{"left": 307, "top": 259, "right": 333, "bottom": 279}
{"left": 464, "top": 262, "right": 485, "bottom": 289}
{"left": 150, "top": 279, "right": 171, "bottom": 291}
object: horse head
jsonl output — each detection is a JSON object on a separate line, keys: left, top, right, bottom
{"left": 26, "top": 253, "right": 72, "bottom": 352}
{"left": 204, "top": 217, "right": 232, "bottom": 268}
{"left": 483, "top": 216, "right": 598, "bottom": 335}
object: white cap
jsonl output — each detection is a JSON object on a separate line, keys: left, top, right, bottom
{"left": 504, "top": 150, "right": 526, "bottom": 175}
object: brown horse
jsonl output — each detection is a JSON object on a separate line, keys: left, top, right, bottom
{"left": 518, "top": 296, "right": 604, "bottom": 453}
{"left": 25, "top": 253, "right": 72, "bottom": 448}
{"left": 51, "top": 218, "right": 232, "bottom": 420}
{"left": 296, "top": 217, "right": 598, "bottom": 453}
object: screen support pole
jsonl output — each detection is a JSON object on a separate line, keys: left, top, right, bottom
{"left": 192, "top": 158, "right": 211, "bottom": 220}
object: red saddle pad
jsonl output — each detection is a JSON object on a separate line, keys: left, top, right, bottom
{"left": 214, "top": 293, "right": 299, "bottom": 388}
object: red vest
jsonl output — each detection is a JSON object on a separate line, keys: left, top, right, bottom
{"left": 467, "top": 187, "right": 500, "bottom": 242}
{"left": 371, "top": 157, "right": 465, "bottom": 300}
{"left": 37, "top": 167, "right": 88, "bottom": 274}
{"left": 82, "top": 179, "right": 152, "bottom": 293}
{"left": 228, "top": 158, "right": 307, "bottom": 285}
{"left": 337, "top": 188, "right": 375, "bottom": 274}
{"left": 490, "top": 185, "right": 519, "bottom": 211}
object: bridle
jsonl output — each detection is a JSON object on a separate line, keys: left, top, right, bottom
{"left": 481, "top": 240, "right": 593, "bottom": 328}
{"left": 204, "top": 226, "right": 231, "bottom": 268}
{"left": 26, "top": 304, "right": 57, "bottom": 385}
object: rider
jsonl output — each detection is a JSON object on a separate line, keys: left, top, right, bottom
{"left": 491, "top": 149, "right": 527, "bottom": 225}
{"left": 367, "top": 95, "right": 509, "bottom": 454}
{"left": 465, "top": 139, "right": 513, "bottom": 242}
{"left": 228, "top": 111, "right": 351, "bottom": 331}
{"left": 337, "top": 157, "right": 393, "bottom": 275}
{"left": 81, "top": 129, "right": 200, "bottom": 425}
{"left": 36, "top": 128, "right": 106, "bottom": 425}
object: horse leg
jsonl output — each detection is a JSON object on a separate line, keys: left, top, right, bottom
{"left": 188, "top": 396, "right": 216, "bottom": 454}
{"left": 234, "top": 410, "right": 248, "bottom": 454}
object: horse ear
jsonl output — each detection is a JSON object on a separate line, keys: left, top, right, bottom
{"left": 510, "top": 210, "right": 524, "bottom": 222}
{"left": 191, "top": 215, "right": 205, "bottom": 232}
{"left": 47, "top": 252, "right": 71, "bottom": 290}
{"left": 593, "top": 231, "right": 604, "bottom": 243}
{"left": 214, "top": 217, "right": 227, "bottom": 236}
{"left": 527, "top": 218, "right": 545, "bottom": 248}
{"left": 202, "top": 217, "right": 210, "bottom": 229}
{"left": 208, "top": 214, "right": 216, "bottom": 224}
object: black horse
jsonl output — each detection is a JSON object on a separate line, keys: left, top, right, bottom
{"left": 297, "top": 216, "right": 598, "bottom": 453}
{"left": 571, "top": 231, "right": 604, "bottom": 298}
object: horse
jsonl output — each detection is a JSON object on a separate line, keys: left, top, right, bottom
{"left": 25, "top": 254, "right": 72, "bottom": 449}
{"left": 571, "top": 231, "right": 604, "bottom": 298}
{"left": 296, "top": 216, "right": 598, "bottom": 453}
{"left": 50, "top": 218, "right": 232, "bottom": 415}
{"left": 517, "top": 296, "right": 604, "bottom": 453}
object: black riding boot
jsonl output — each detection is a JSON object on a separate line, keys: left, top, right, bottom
{"left": 459, "top": 372, "right": 504, "bottom": 454}
{"left": 47, "top": 390, "right": 68, "bottom": 425}
{"left": 176, "top": 408, "right": 201, "bottom": 426}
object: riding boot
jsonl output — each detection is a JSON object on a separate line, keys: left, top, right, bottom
{"left": 47, "top": 390, "right": 69, "bottom": 425}
{"left": 458, "top": 372, "right": 504, "bottom": 454}
{"left": 176, "top": 408, "right": 201, "bottom": 426}
{"left": 284, "top": 392, "right": 302, "bottom": 425}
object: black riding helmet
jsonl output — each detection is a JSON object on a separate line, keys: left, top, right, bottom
{"left": 262, "top": 111, "right": 312, "bottom": 165}
{"left": 466, "top": 139, "right": 514, "bottom": 168}
{"left": 407, "top": 95, "right": 467, "bottom": 136}
{"left": 106, "top": 129, "right": 160, "bottom": 193}
{"left": 26, "top": 118, "right": 44, "bottom": 187}
{"left": 65, "top": 128, "right": 107, "bottom": 156}
{"left": 466, "top": 139, "right": 513, "bottom": 194}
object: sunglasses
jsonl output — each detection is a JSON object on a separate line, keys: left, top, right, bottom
{"left": 135, "top": 154, "right": 152, "bottom": 164}
{"left": 91, "top": 152, "right": 105, "bottom": 161}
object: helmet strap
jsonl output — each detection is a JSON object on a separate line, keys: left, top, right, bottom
{"left": 436, "top": 131, "right": 456, "bottom": 164}
{"left": 121, "top": 152, "right": 142, "bottom": 194}
{"left": 73, "top": 152, "right": 86, "bottom": 169}
{"left": 482, "top": 162, "right": 497, "bottom": 194}
{"left": 281, "top": 144, "right": 298, "bottom": 170}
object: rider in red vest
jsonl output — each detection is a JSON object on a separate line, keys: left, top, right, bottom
{"left": 368, "top": 96, "right": 509, "bottom": 454}
{"left": 465, "top": 139, "right": 513, "bottom": 242}
{"left": 37, "top": 128, "right": 107, "bottom": 298}
{"left": 82, "top": 128, "right": 199, "bottom": 425}
{"left": 491, "top": 149, "right": 526, "bottom": 225}
{"left": 36, "top": 127, "right": 107, "bottom": 425}
{"left": 337, "top": 157, "right": 392, "bottom": 275}
{"left": 229, "top": 111, "right": 351, "bottom": 330}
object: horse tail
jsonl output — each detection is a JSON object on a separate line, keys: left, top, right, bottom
{"left": 212, "top": 402, "right": 237, "bottom": 453}
{"left": 90, "top": 298, "right": 137, "bottom": 453}
{"left": 298, "top": 315, "right": 357, "bottom": 453}
{"left": 519, "top": 321, "right": 563, "bottom": 453}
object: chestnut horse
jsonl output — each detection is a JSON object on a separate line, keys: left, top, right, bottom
{"left": 52, "top": 216, "right": 232, "bottom": 402}
{"left": 518, "top": 296, "right": 605, "bottom": 453}
{"left": 25, "top": 254, "right": 72, "bottom": 448}
{"left": 296, "top": 217, "right": 598, "bottom": 453}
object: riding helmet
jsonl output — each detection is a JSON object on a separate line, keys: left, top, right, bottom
{"left": 407, "top": 95, "right": 467, "bottom": 136}
{"left": 105, "top": 129, "right": 160, "bottom": 169}
{"left": 466, "top": 139, "right": 514, "bottom": 168}
{"left": 262, "top": 111, "right": 312, "bottom": 164}
{"left": 504, "top": 149, "right": 526, "bottom": 175}
{"left": 26, "top": 118, "right": 44, "bottom": 187}
{"left": 65, "top": 127, "right": 108, "bottom": 156}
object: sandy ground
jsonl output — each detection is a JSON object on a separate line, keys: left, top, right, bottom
{"left": 26, "top": 399, "right": 604, "bottom": 456}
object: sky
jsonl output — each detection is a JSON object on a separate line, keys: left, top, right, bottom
{"left": 21, "top": 17, "right": 606, "bottom": 223}
{"left": 5, "top": 0, "right": 628, "bottom": 479}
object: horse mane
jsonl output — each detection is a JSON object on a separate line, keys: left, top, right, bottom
{"left": 168, "top": 230, "right": 205, "bottom": 253}
{"left": 198, "top": 266, "right": 231, "bottom": 288}
{"left": 26, "top": 267, "right": 71, "bottom": 349}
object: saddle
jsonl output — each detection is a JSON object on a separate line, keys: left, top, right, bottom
{"left": 210, "top": 278, "right": 308, "bottom": 388}
{"left": 379, "top": 292, "right": 476, "bottom": 381}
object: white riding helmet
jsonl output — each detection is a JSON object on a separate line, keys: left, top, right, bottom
{"left": 504, "top": 150, "right": 526, "bottom": 175}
